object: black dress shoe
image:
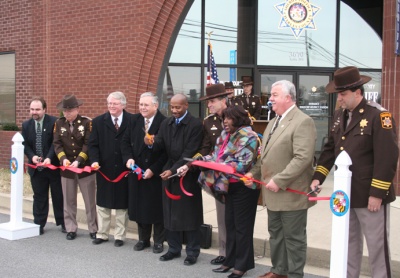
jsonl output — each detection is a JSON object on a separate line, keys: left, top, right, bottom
{"left": 184, "top": 256, "right": 197, "bottom": 266}
{"left": 39, "top": 227, "right": 44, "bottom": 235}
{"left": 228, "top": 271, "right": 245, "bottom": 278}
{"left": 114, "top": 240, "right": 124, "bottom": 247}
{"left": 212, "top": 266, "right": 232, "bottom": 273}
{"left": 153, "top": 243, "right": 164, "bottom": 254}
{"left": 92, "top": 238, "right": 108, "bottom": 245}
{"left": 134, "top": 240, "right": 150, "bottom": 251}
{"left": 61, "top": 224, "right": 67, "bottom": 233}
{"left": 89, "top": 232, "right": 97, "bottom": 239}
{"left": 211, "top": 256, "right": 226, "bottom": 265}
{"left": 228, "top": 274, "right": 243, "bottom": 278}
{"left": 66, "top": 232, "right": 77, "bottom": 240}
{"left": 159, "top": 251, "right": 181, "bottom": 261}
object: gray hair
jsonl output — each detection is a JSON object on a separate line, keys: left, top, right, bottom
{"left": 140, "top": 92, "right": 159, "bottom": 105}
{"left": 107, "top": 91, "right": 127, "bottom": 106}
{"left": 271, "top": 80, "right": 296, "bottom": 102}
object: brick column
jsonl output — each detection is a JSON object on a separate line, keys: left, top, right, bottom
{"left": 382, "top": 0, "right": 400, "bottom": 195}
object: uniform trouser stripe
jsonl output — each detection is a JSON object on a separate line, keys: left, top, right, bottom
{"left": 383, "top": 205, "right": 392, "bottom": 277}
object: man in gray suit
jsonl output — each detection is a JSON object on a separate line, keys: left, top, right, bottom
{"left": 246, "top": 80, "right": 317, "bottom": 278}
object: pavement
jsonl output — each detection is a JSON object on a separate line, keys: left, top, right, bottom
{"left": 0, "top": 170, "right": 399, "bottom": 277}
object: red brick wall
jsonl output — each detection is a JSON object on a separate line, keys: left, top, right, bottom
{"left": 0, "top": 0, "right": 189, "bottom": 168}
{"left": 382, "top": 0, "right": 400, "bottom": 194}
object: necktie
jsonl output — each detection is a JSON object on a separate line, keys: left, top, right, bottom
{"left": 36, "top": 122, "right": 43, "bottom": 171}
{"left": 114, "top": 117, "right": 119, "bottom": 131}
{"left": 69, "top": 122, "right": 74, "bottom": 132}
{"left": 145, "top": 118, "right": 150, "bottom": 132}
{"left": 175, "top": 118, "right": 179, "bottom": 125}
{"left": 265, "top": 116, "right": 281, "bottom": 146}
{"left": 346, "top": 111, "right": 352, "bottom": 130}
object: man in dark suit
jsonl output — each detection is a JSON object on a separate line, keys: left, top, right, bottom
{"left": 121, "top": 92, "right": 167, "bottom": 253}
{"left": 22, "top": 97, "right": 65, "bottom": 235}
{"left": 88, "top": 91, "right": 132, "bottom": 247}
{"left": 144, "top": 93, "right": 203, "bottom": 266}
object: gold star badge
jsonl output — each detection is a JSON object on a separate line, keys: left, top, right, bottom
{"left": 360, "top": 119, "right": 368, "bottom": 128}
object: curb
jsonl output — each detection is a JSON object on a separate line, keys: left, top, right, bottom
{"left": 1, "top": 193, "right": 398, "bottom": 277}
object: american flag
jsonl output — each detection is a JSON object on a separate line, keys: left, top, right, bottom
{"left": 207, "top": 42, "right": 219, "bottom": 86}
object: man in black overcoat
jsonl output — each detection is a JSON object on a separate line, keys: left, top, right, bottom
{"left": 88, "top": 91, "right": 132, "bottom": 247}
{"left": 22, "top": 97, "right": 65, "bottom": 235}
{"left": 121, "top": 92, "right": 167, "bottom": 253}
{"left": 144, "top": 93, "right": 204, "bottom": 266}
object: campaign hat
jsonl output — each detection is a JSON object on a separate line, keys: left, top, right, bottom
{"left": 200, "top": 84, "right": 230, "bottom": 101}
{"left": 241, "top": 76, "right": 253, "bottom": 85}
{"left": 224, "top": 81, "right": 234, "bottom": 89}
{"left": 56, "top": 94, "right": 83, "bottom": 109}
{"left": 326, "top": 66, "right": 371, "bottom": 93}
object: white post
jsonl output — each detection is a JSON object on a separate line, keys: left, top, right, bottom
{"left": 0, "top": 132, "right": 40, "bottom": 240}
{"left": 329, "top": 151, "right": 352, "bottom": 277}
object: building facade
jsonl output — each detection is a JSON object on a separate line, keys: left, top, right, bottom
{"left": 1, "top": 0, "right": 399, "bottom": 194}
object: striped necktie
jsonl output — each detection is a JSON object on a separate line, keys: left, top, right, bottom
{"left": 114, "top": 117, "right": 119, "bottom": 131}
{"left": 36, "top": 122, "right": 43, "bottom": 171}
{"left": 265, "top": 116, "right": 281, "bottom": 146}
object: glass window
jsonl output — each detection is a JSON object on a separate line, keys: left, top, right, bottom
{"left": 258, "top": 0, "right": 336, "bottom": 67}
{"left": 361, "top": 71, "right": 381, "bottom": 104}
{"left": 204, "top": 0, "right": 238, "bottom": 65}
{"left": 161, "top": 66, "right": 201, "bottom": 116}
{"left": 0, "top": 53, "right": 16, "bottom": 124}
{"left": 169, "top": 0, "right": 202, "bottom": 63}
{"left": 339, "top": 2, "right": 382, "bottom": 68}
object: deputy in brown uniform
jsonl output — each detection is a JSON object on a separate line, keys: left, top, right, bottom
{"left": 199, "top": 84, "right": 230, "bottom": 265}
{"left": 53, "top": 95, "right": 98, "bottom": 241}
{"left": 310, "top": 67, "right": 398, "bottom": 278}
{"left": 235, "top": 76, "right": 261, "bottom": 119}
{"left": 225, "top": 81, "right": 243, "bottom": 108}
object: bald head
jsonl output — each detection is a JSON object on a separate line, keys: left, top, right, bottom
{"left": 170, "top": 93, "right": 189, "bottom": 119}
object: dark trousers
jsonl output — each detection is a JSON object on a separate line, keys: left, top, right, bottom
{"left": 224, "top": 182, "right": 260, "bottom": 272}
{"left": 268, "top": 209, "right": 308, "bottom": 277}
{"left": 166, "top": 228, "right": 201, "bottom": 257}
{"left": 30, "top": 169, "right": 64, "bottom": 227}
{"left": 137, "top": 222, "right": 165, "bottom": 244}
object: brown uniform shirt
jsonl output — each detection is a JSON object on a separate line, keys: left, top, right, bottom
{"left": 236, "top": 94, "right": 262, "bottom": 120}
{"left": 313, "top": 98, "right": 398, "bottom": 208}
{"left": 53, "top": 115, "right": 94, "bottom": 179}
{"left": 197, "top": 114, "right": 224, "bottom": 156}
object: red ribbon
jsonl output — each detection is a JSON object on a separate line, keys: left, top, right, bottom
{"left": 25, "top": 163, "right": 132, "bottom": 183}
{"left": 165, "top": 187, "right": 181, "bottom": 200}
{"left": 191, "top": 160, "right": 315, "bottom": 199}
{"left": 179, "top": 176, "right": 193, "bottom": 196}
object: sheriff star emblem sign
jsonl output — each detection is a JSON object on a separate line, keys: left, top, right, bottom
{"left": 275, "top": 0, "right": 321, "bottom": 39}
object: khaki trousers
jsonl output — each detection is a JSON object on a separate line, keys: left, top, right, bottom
{"left": 61, "top": 175, "right": 97, "bottom": 233}
{"left": 96, "top": 206, "right": 128, "bottom": 240}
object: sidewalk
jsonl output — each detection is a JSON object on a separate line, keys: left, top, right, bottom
{"left": 0, "top": 171, "right": 399, "bottom": 277}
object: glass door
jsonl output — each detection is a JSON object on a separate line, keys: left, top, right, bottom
{"left": 259, "top": 72, "right": 331, "bottom": 158}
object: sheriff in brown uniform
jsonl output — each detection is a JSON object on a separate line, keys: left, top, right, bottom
{"left": 224, "top": 81, "right": 244, "bottom": 108}
{"left": 53, "top": 94, "right": 98, "bottom": 241}
{"left": 235, "top": 76, "right": 261, "bottom": 119}
{"left": 310, "top": 67, "right": 398, "bottom": 278}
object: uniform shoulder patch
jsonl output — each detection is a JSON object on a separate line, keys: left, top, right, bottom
{"left": 367, "top": 101, "right": 387, "bottom": 111}
{"left": 380, "top": 112, "right": 393, "bottom": 129}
